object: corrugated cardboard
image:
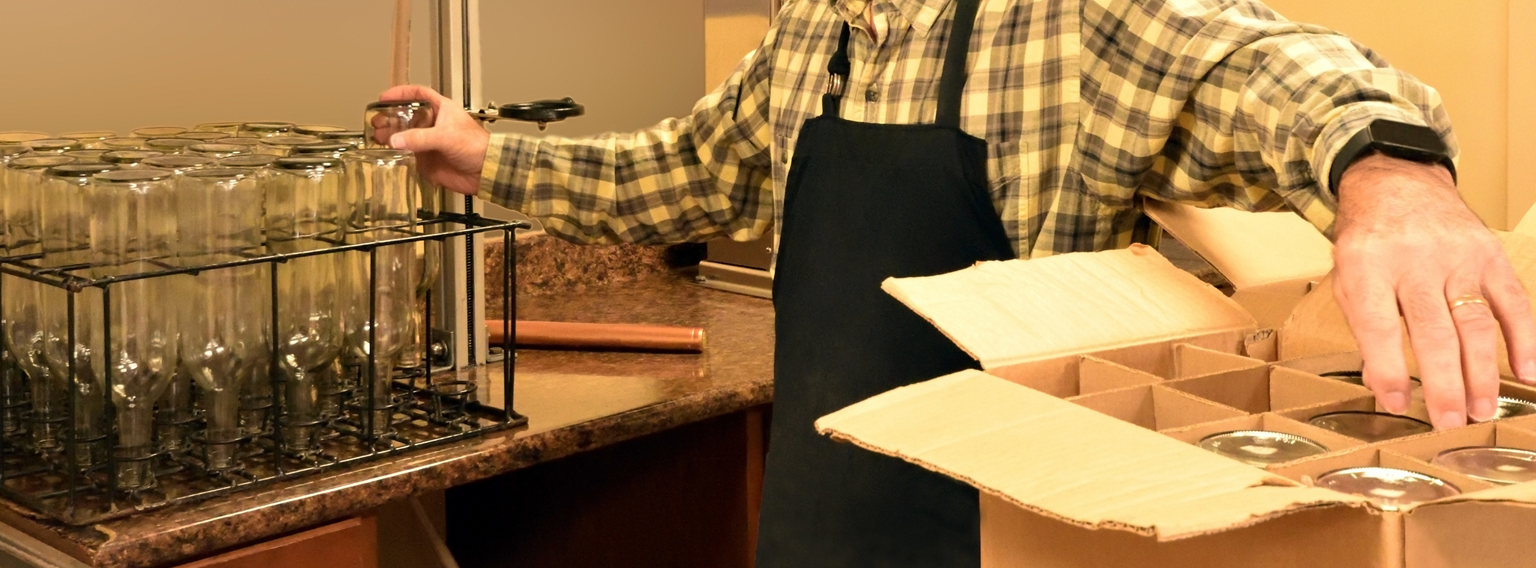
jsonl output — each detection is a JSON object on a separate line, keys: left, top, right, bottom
{"left": 817, "top": 233, "right": 1536, "bottom": 568}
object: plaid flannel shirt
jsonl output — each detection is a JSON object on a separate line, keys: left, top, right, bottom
{"left": 479, "top": 0, "right": 1454, "bottom": 260}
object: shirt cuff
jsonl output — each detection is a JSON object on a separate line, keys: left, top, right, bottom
{"left": 1311, "top": 101, "right": 1429, "bottom": 197}
{"left": 477, "top": 132, "right": 541, "bottom": 210}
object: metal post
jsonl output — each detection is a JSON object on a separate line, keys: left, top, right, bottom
{"left": 269, "top": 262, "right": 283, "bottom": 473}
{"left": 64, "top": 290, "right": 78, "bottom": 513}
{"left": 366, "top": 247, "right": 379, "bottom": 443}
{"left": 101, "top": 285, "right": 115, "bottom": 495}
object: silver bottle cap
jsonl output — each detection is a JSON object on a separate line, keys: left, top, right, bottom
{"left": 1308, "top": 411, "right": 1433, "bottom": 443}
{"left": 1432, "top": 447, "right": 1536, "bottom": 485}
{"left": 1316, "top": 467, "right": 1460, "bottom": 511}
{"left": 1196, "top": 430, "right": 1328, "bottom": 467}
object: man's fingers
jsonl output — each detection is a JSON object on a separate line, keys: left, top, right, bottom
{"left": 389, "top": 128, "right": 439, "bottom": 153}
{"left": 1485, "top": 259, "right": 1536, "bottom": 383}
{"left": 380, "top": 85, "right": 447, "bottom": 105}
{"left": 1335, "top": 274, "right": 1413, "bottom": 413}
{"left": 1400, "top": 286, "right": 1468, "bottom": 429}
{"left": 1447, "top": 286, "right": 1502, "bottom": 422}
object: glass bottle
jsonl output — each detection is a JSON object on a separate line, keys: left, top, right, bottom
{"left": 214, "top": 137, "right": 263, "bottom": 150}
{"left": 101, "top": 138, "right": 148, "bottom": 150}
{"left": 144, "top": 138, "right": 200, "bottom": 155}
{"left": 0, "top": 145, "right": 29, "bottom": 252}
{"left": 101, "top": 150, "right": 166, "bottom": 169}
{"left": 256, "top": 135, "right": 323, "bottom": 157}
{"left": 0, "top": 143, "right": 28, "bottom": 435}
{"left": 241, "top": 122, "right": 295, "bottom": 138}
{"left": 142, "top": 155, "right": 215, "bottom": 176}
{"left": 363, "top": 101, "right": 433, "bottom": 149}
{"left": 175, "top": 168, "right": 270, "bottom": 469}
{"left": 1, "top": 156, "right": 74, "bottom": 452}
{"left": 0, "top": 132, "right": 50, "bottom": 144}
{"left": 89, "top": 168, "right": 180, "bottom": 488}
{"left": 295, "top": 125, "right": 347, "bottom": 137}
{"left": 39, "top": 164, "right": 121, "bottom": 471}
{"left": 341, "top": 149, "right": 420, "bottom": 438}
{"left": 318, "top": 130, "right": 366, "bottom": 148}
{"left": 177, "top": 132, "right": 226, "bottom": 142}
{"left": 130, "top": 126, "right": 187, "bottom": 139}
{"left": 63, "top": 149, "right": 109, "bottom": 164}
{"left": 267, "top": 157, "right": 348, "bottom": 451}
{"left": 23, "top": 139, "right": 81, "bottom": 155}
{"left": 194, "top": 122, "right": 244, "bottom": 135}
{"left": 218, "top": 154, "right": 279, "bottom": 170}
{"left": 189, "top": 143, "right": 248, "bottom": 159}
{"left": 292, "top": 143, "right": 352, "bottom": 158}
{"left": 60, "top": 131, "right": 116, "bottom": 149}
{"left": 362, "top": 100, "right": 442, "bottom": 370}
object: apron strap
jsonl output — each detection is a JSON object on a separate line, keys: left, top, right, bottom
{"left": 935, "top": 0, "right": 982, "bottom": 128}
{"left": 822, "top": 0, "right": 981, "bottom": 125}
{"left": 822, "top": 25, "right": 853, "bottom": 118}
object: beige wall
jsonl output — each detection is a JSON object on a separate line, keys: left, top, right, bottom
{"left": 1262, "top": 0, "right": 1529, "bottom": 229}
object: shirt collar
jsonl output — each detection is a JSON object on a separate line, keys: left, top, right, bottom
{"left": 835, "top": 0, "right": 954, "bottom": 38}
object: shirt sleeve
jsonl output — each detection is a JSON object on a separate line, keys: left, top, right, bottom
{"left": 1077, "top": 0, "right": 1456, "bottom": 235}
{"left": 477, "top": 27, "right": 777, "bottom": 245}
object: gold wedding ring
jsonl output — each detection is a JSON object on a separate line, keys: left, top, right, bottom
{"left": 1449, "top": 294, "right": 1490, "bottom": 311}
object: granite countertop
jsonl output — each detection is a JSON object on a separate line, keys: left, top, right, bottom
{"left": 0, "top": 270, "right": 774, "bottom": 567}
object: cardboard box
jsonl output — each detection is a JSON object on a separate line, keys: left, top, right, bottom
{"left": 815, "top": 235, "right": 1536, "bottom": 568}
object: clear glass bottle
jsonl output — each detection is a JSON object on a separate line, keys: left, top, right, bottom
{"left": 142, "top": 155, "right": 215, "bottom": 176}
{"left": 144, "top": 138, "right": 200, "bottom": 155}
{"left": 363, "top": 101, "right": 434, "bottom": 149}
{"left": 256, "top": 135, "right": 324, "bottom": 157}
{"left": 0, "top": 145, "right": 29, "bottom": 252}
{"left": 23, "top": 138, "right": 81, "bottom": 155}
{"left": 318, "top": 130, "right": 366, "bottom": 148}
{"left": 295, "top": 125, "right": 347, "bottom": 137}
{"left": 130, "top": 126, "right": 187, "bottom": 139}
{"left": 174, "top": 168, "right": 270, "bottom": 469}
{"left": 218, "top": 154, "right": 279, "bottom": 170}
{"left": 89, "top": 168, "right": 181, "bottom": 489}
{"left": 189, "top": 143, "right": 248, "bottom": 159}
{"left": 63, "top": 149, "right": 109, "bottom": 164}
{"left": 60, "top": 131, "right": 116, "bottom": 150}
{"left": 292, "top": 143, "right": 352, "bottom": 158}
{"left": 101, "top": 138, "right": 148, "bottom": 150}
{"left": 0, "top": 132, "right": 50, "bottom": 144}
{"left": 40, "top": 164, "right": 121, "bottom": 471}
{"left": 241, "top": 122, "right": 295, "bottom": 138}
{"left": 214, "top": 137, "right": 263, "bottom": 149}
{"left": 101, "top": 150, "right": 166, "bottom": 169}
{"left": 194, "top": 122, "right": 245, "bottom": 135}
{"left": 177, "top": 132, "right": 227, "bottom": 142}
{"left": 1, "top": 156, "right": 74, "bottom": 452}
{"left": 340, "top": 150, "right": 421, "bottom": 438}
{"left": 267, "top": 157, "right": 348, "bottom": 451}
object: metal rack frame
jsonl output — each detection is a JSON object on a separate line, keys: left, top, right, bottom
{"left": 0, "top": 213, "right": 528, "bottom": 526}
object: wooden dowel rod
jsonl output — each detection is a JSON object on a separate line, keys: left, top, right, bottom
{"left": 389, "top": 0, "right": 412, "bottom": 86}
{"left": 487, "top": 320, "right": 706, "bottom": 353}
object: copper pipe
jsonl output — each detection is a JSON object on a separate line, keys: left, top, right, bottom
{"left": 487, "top": 320, "right": 706, "bottom": 353}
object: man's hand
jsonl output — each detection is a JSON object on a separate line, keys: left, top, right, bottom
{"left": 377, "top": 85, "right": 491, "bottom": 196}
{"left": 1333, "top": 153, "right": 1536, "bottom": 429}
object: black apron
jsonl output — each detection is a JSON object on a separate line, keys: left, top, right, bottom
{"left": 755, "top": 0, "right": 1015, "bottom": 565}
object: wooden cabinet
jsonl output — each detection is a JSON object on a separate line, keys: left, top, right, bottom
{"left": 173, "top": 515, "right": 377, "bottom": 568}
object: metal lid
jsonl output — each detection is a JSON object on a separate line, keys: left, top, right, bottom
{"left": 188, "top": 143, "right": 247, "bottom": 155}
{"left": 60, "top": 131, "right": 116, "bottom": 141}
{"left": 177, "top": 132, "right": 227, "bottom": 141}
{"left": 0, "top": 145, "right": 28, "bottom": 159}
{"left": 95, "top": 168, "right": 174, "bottom": 183}
{"left": 293, "top": 143, "right": 351, "bottom": 155}
{"left": 260, "top": 135, "right": 324, "bottom": 147}
{"left": 24, "top": 138, "right": 80, "bottom": 152}
{"left": 214, "top": 137, "right": 263, "bottom": 147}
{"left": 142, "top": 155, "right": 215, "bottom": 170}
{"left": 1316, "top": 467, "right": 1460, "bottom": 511}
{"left": 8, "top": 155, "right": 75, "bottom": 170}
{"left": 1495, "top": 397, "right": 1536, "bottom": 420}
{"left": 242, "top": 122, "right": 295, "bottom": 133}
{"left": 1432, "top": 446, "right": 1536, "bottom": 485}
{"left": 131, "top": 126, "right": 188, "bottom": 138}
{"left": 101, "top": 150, "right": 165, "bottom": 164}
{"left": 1308, "top": 411, "right": 1433, "bottom": 442}
{"left": 0, "top": 132, "right": 51, "bottom": 143}
{"left": 218, "top": 154, "right": 279, "bottom": 168}
{"left": 1196, "top": 430, "right": 1328, "bottom": 467}
{"left": 145, "top": 138, "right": 201, "bottom": 151}
{"left": 294, "top": 124, "right": 347, "bottom": 136}
{"left": 101, "top": 138, "right": 147, "bottom": 149}
{"left": 318, "top": 130, "right": 364, "bottom": 140}
{"left": 183, "top": 167, "right": 250, "bottom": 180}
{"left": 274, "top": 156, "right": 342, "bottom": 171}
{"left": 366, "top": 99, "right": 431, "bottom": 111}
{"left": 45, "top": 163, "right": 119, "bottom": 178}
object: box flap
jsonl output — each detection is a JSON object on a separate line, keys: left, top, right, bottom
{"left": 881, "top": 245, "right": 1256, "bottom": 370}
{"left": 816, "top": 370, "right": 1365, "bottom": 541}
{"left": 1142, "top": 200, "right": 1333, "bottom": 290}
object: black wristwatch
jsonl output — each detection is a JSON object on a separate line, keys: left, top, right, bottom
{"left": 1327, "top": 119, "right": 1456, "bottom": 193}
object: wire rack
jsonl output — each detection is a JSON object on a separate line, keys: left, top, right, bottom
{"left": 0, "top": 212, "right": 527, "bottom": 525}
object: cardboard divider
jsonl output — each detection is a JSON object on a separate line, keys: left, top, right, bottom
{"left": 1079, "top": 356, "right": 1163, "bottom": 395}
{"left": 985, "top": 331, "right": 1247, "bottom": 397}
{"left": 1275, "top": 351, "right": 1364, "bottom": 376}
{"left": 1067, "top": 384, "right": 1248, "bottom": 431}
{"left": 1271, "top": 447, "right": 1498, "bottom": 503}
{"left": 1173, "top": 343, "right": 1265, "bottom": 379}
{"left": 1377, "top": 422, "right": 1536, "bottom": 466}
{"left": 1159, "top": 365, "right": 1375, "bottom": 417}
{"left": 1159, "top": 413, "right": 1367, "bottom": 462}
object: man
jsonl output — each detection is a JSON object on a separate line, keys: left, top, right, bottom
{"left": 382, "top": 0, "right": 1536, "bottom": 565}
